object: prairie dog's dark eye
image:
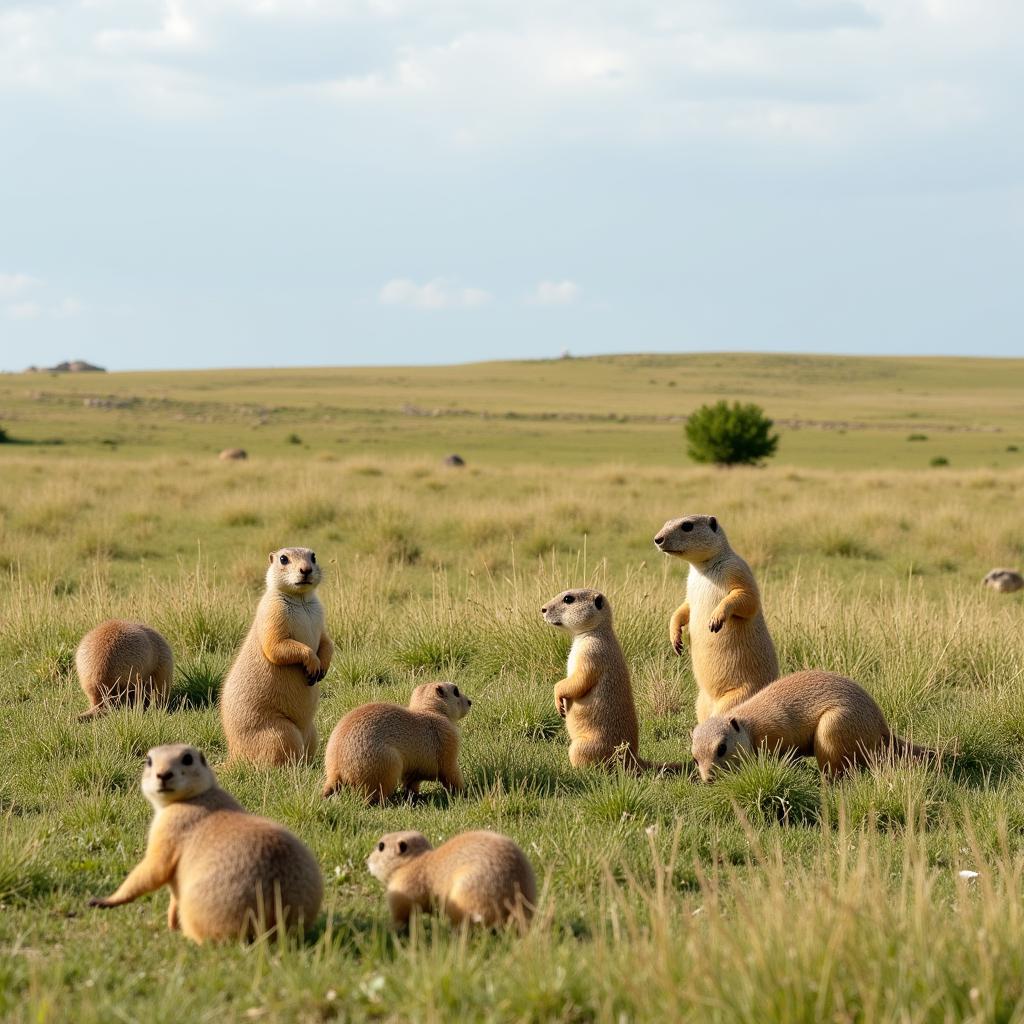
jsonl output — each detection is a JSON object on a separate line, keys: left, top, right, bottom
{"left": 681, "top": 521, "right": 694, "bottom": 533}
{"left": 715, "top": 742, "right": 727, "bottom": 759}
{"left": 377, "top": 841, "right": 385, "bottom": 852}
{"left": 563, "top": 594, "right": 575, "bottom": 604}
{"left": 310, "top": 552, "right": 316, "bottom": 564}
{"left": 398, "top": 840, "right": 408, "bottom": 854}
{"left": 181, "top": 753, "right": 194, "bottom": 766}
{"left": 452, "top": 686, "right": 460, "bottom": 697}
{"left": 145, "top": 755, "right": 152, "bottom": 767}
{"left": 280, "top": 554, "right": 290, "bottom": 565}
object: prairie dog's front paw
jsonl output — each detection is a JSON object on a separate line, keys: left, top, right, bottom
{"left": 302, "top": 651, "right": 322, "bottom": 679}
{"left": 88, "top": 897, "right": 114, "bottom": 909}
{"left": 709, "top": 615, "right": 726, "bottom": 633}
{"left": 557, "top": 696, "right": 569, "bottom": 718}
{"left": 671, "top": 628, "right": 686, "bottom": 654}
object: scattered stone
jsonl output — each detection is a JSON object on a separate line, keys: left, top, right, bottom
{"left": 219, "top": 448, "right": 248, "bottom": 461}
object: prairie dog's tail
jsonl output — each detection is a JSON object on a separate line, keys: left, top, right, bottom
{"left": 888, "top": 734, "right": 937, "bottom": 760}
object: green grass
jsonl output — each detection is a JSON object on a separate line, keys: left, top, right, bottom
{"left": 1, "top": 354, "right": 1024, "bottom": 1021}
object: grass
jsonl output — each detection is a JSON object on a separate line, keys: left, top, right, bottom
{"left": 0, "top": 354, "right": 1023, "bottom": 1021}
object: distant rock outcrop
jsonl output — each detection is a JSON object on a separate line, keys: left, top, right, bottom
{"left": 26, "top": 360, "right": 106, "bottom": 373}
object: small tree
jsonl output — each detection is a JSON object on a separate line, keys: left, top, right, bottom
{"left": 685, "top": 401, "right": 778, "bottom": 466}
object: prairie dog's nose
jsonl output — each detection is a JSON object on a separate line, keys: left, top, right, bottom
{"left": 540, "top": 605, "right": 548, "bottom": 614}
{"left": 300, "top": 565, "right": 313, "bottom": 576}
{"left": 654, "top": 534, "right": 666, "bottom": 547}
{"left": 467, "top": 698, "right": 472, "bottom": 706}
{"left": 156, "top": 770, "right": 173, "bottom": 781}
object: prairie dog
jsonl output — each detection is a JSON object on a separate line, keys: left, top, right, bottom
{"left": 541, "top": 589, "right": 682, "bottom": 774}
{"left": 368, "top": 830, "right": 536, "bottom": 930}
{"left": 691, "top": 669, "right": 930, "bottom": 780}
{"left": 654, "top": 515, "right": 778, "bottom": 722}
{"left": 983, "top": 568, "right": 1023, "bottom": 594}
{"left": 75, "top": 620, "right": 173, "bottom": 720}
{"left": 89, "top": 744, "right": 322, "bottom": 943}
{"left": 220, "top": 547, "right": 334, "bottom": 765}
{"left": 322, "top": 682, "right": 471, "bottom": 802}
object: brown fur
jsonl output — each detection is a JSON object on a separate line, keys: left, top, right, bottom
{"left": 220, "top": 547, "right": 334, "bottom": 766}
{"left": 75, "top": 620, "right": 173, "bottom": 720}
{"left": 541, "top": 589, "right": 683, "bottom": 774}
{"left": 368, "top": 830, "right": 536, "bottom": 931}
{"left": 691, "top": 669, "right": 931, "bottom": 780}
{"left": 655, "top": 515, "right": 779, "bottom": 722}
{"left": 89, "top": 744, "right": 322, "bottom": 943}
{"left": 321, "top": 682, "right": 470, "bottom": 802}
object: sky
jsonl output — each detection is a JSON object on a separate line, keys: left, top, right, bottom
{"left": 1, "top": 0, "right": 1022, "bottom": 370}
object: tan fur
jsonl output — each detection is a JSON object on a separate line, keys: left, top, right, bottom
{"left": 691, "top": 669, "right": 931, "bottom": 780}
{"left": 541, "top": 589, "right": 682, "bottom": 774}
{"left": 368, "top": 830, "right": 536, "bottom": 931}
{"left": 322, "top": 683, "right": 471, "bottom": 802}
{"left": 983, "top": 568, "right": 1023, "bottom": 594}
{"left": 75, "top": 620, "right": 173, "bottom": 720}
{"left": 89, "top": 744, "right": 322, "bottom": 943}
{"left": 220, "top": 547, "right": 334, "bottom": 766}
{"left": 654, "top": 515, "right": 779, "bottom": 722}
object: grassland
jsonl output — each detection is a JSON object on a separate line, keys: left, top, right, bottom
{"left": 1, "top": 354, "right": 1024, "bottom": 1023}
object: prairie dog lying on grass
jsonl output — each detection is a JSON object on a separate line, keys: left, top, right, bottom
{"left": 654, "top": 514, "right": 778, "bottom": 722}
{"left": 89, "top": 744, "right": 322, "bottom": 943}
{"left": 220, "top": 547, "right": 334, "bottom": 766}
{"left": 368, "top": 829, "right": 536, "bottom": 930}
{"left": 75, "top": 620, "right": 173, "bottom": 720}
{"left": 691, "top": 669, "right": 931, "bottom": 781}
{"left": 983, "top": 568, "right": 1023, "bottom": 593}
{"left": 541, "top": 588, "right": 683, "bottom": 774}
{"left": 322, "top": 682, "right": 471, "bottom": 802}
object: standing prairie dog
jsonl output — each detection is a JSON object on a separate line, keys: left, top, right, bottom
{"left": 220, "top": 547, "right": 334, "bottom": 766}
{"left": 654, "top": 515, "right": 778, "bottom": 722}
{"left": 89, "top": 744, "right": 323, "bottom": 943}
{"left": 75, "top": 620, "right": 173, "bottom": 720}
{"left": 541, "top": 589, "right": 683, "bottom": 774}
{"left": 368, "top": 830, "right": 536, "bottom": 931}
{"left": 691, "top": 669, "right": 931, "bottom": 781}
{"left": 322, "top": 682, "right": 471, "bottom": 802}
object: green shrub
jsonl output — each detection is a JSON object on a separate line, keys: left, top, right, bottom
{"left": 930, "top": 456, "right": 949, "bottom": 467}
{"left": 685, "top": 401, "right": 778, "bottom": 466}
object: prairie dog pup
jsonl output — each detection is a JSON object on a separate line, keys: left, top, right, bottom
{"left": 654, "top": 515, "right": 778, "bottom": 722}
{"left": 220, "top": 547, "right": 334, "bottom": 766}
{"left": 541, "top": 589, "right": 682, "bottom": 774}
{"left": 321, "top": 682, "right": 471, "bottom": 802}
{"left": 75, "top": 620, "right": 173, "bottom": 720}
{"left": 691, "top": 669, "right": 930, "bottom": 780}
{"left": 89, "top": 744, "right": 322, "bottom": 943}
{"left": 368, "top": 830, "right": 536, "bottom": 930}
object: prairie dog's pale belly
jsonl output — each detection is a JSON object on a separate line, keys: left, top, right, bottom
{"left": 686, "top": 565, "right": 727, "bottom": 620}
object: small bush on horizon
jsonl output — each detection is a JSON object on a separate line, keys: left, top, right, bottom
{"left": 685, "top": 401, "right": 778, "bottom": 467}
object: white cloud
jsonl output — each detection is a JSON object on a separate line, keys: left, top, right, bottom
{"left": 53, "top": 297, "right": 83, "bottom": 319}
{"left": 379, "top": 277, "right": 491, "bottom": 310}
{"left": 0, "top": 272, "right": 41, "bottom": 298}
{"left": 7, "top": 302, "right": 42, "bottom": 320}
{"left": 529, "top": 280, "right": 581, "bottom": 306}
{"left": 94, "top": 1, "right": 202, "bottom": 55}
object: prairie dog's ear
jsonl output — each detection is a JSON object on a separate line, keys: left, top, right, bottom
{"left": 594, "top": 594, "right": 604, "bottom": 610}
{"left": 730, "top": 717, "right": 740, "bottom": 732}
{"left": 268, "top": 552, "right": 275, "bottom": 564}
{"left": 709, "top": 516, "right": 718, "bottom": 533}
{"left": 398, "top": 840, "right": 408, "bottom": 854}
{"left": 436, "top": 685, "right": 446, "bottom": 697}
